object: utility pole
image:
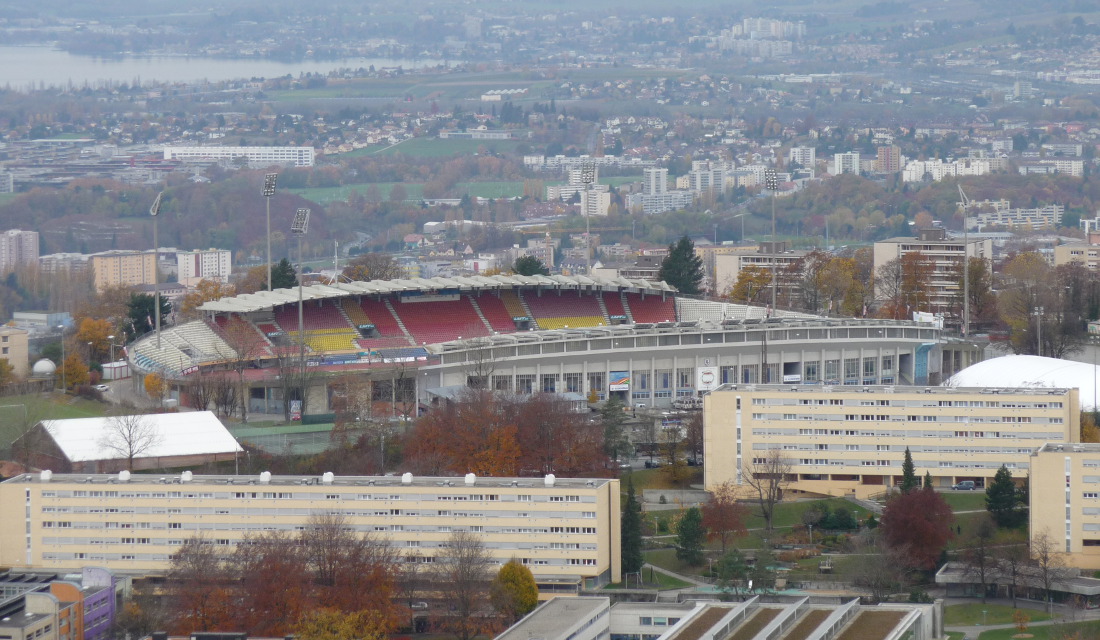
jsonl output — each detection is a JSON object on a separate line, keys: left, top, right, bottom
{"left": 958, "top": 185, "right": 971, "bottom": 338}
{"left": 149, "top": 191, "right": 163, "bottom": 349}
{"left": 765, "top": 169, "right": 779, "bottom": 314}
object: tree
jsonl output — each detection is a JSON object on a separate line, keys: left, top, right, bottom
{"left": 490, "top": 560, "right": 538, "bottom": 624}
{"left": 881, "top": 485, "right": 955, "bottom": 571}
{"left": 986, "top": 465, "right": 1025, "bottom": 527}
{"left": 512, "top": 255, "right": 549, "bottom": 276}
{"left": 658, "top": 236, "right": 705, "bottom": 295}
{"left": 849, "top": 534, "right": 907, "bottom": 603}
{"left": 743, "top": 450, "right": 791, "bottom": 531}
{"left": 600, "top": 395, "right": 631, "bottom": 461}
{"left": 179, "top": 280, "right": 236, "bottom": 321}
{"left": 75, "top": 316, "right": 113, "bottom": 363}
{"left": 295, "top": 609, "right": 391, "bottom": 640}
{"left": 675, "top": 507, "right": 706, "bottom": 566}
{"left": 126, "top": 293, "right": 173, "bottom": 341}
{"left": 99, "top": 412, "right": 162, "bottom": 471}
{"left": 923, "top": 471, "right": 933, "bottom": 490}
{"left": 0, "top": 359, "right": 16, "bottom": 386}
{"left": 230, "top": 531, "right": 311, "bottom": 635}
{"left": 144, "top": 372, "right": 168, "bottom": 407}
{"left": 729, "top": 265, "right": 772, "bottom": 305}
{"left": 167, "top": 536, "right": 234, "bottom": 633}
{"left": 60, "top": 353, "right": 89, "bottom": 390}
{"left": 342, "top": 253, "right": 403, "bottom": 282}
{"left": 433, "top": 531, "right": 495, "bottom": 640}
{"left": 701, "top": 481, "right": 750, "bottom": 552}
{"left": 962, "top": 515, "right": 997, "bottom": 603}
{"left": 621, "top": 476, "right": 644, "bottom": 576}
{"left": 1031, "top": 530, "right": 1071, "bottom": 610}
{"left": 235, "top": 265, "right": 269, "bottom": 295}
{"left": 899, "top": 447, "right": 918, "bottom": 493}
{"left": 715, "top": 548, "right": 750, "bottom": 597}
{"left": 272, "top": 258, "right": 298, "bottom": 289}
{"left": 994, "top": 531, "right": 1030, "bottom": 608}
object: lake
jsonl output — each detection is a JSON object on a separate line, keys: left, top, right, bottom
{"left": 0, "top": 45, "right": 448, "bottom": 90}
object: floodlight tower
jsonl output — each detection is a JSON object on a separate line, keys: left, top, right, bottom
{"left": 764, "top": 169, "right": 779, "bottom": 314}
{"left": 263, "top": 173, "right": 278, "bottom": 291}
{"left": 580, "top": 164, "right": 596, "bottom": 274}
{"left": 149, "top": 191, "right": 164, "bottom": 349}
{"left": 290, "top": 208, "right": 311, "bottom": 380}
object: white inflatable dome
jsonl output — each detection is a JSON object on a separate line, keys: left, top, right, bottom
{"left": 31, "top": 358, "right": 57, "bottom": 377}
{"left": 947, "top": 355, "right": 1100, "bottom": 410}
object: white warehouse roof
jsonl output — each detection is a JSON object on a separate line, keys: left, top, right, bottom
{"left": 947, "top": 355, "right": 1099, "bottom": 410}
{"left": 40, "top": 411, "right": 243, "bottom": 463}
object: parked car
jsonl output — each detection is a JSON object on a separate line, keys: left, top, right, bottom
{"left": 952, "top": 481, "right": 976, "bottom": 491}
{"left": 644, "top": 460, "right": 662, "bottom": 469}
{"left": 93, "top": 384, "right": 110, "bottom": 392}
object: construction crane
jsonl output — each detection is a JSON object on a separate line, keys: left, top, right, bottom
{"left": 957, "top": 185, "right": 971, "bottom": 339}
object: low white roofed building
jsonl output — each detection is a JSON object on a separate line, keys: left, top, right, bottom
{"left": 19, "top": 411, "right": 242, "bottom": 473}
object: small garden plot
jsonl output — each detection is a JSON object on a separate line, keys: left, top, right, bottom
{"left": 834, "top": 611, "right": 906, "bottom": 640}
{"left": 779, "top": 609, "right": 831, "bottom": 640}
{"left": 667, "top": 607, "right": 733, "bottom": 640}
{"left": 726, "top": 608, "right": 781, "bottom": 640}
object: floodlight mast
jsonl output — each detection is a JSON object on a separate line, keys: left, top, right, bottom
{"left": 263, "top": 173, "right": 278, "bottom": 292}
{"left": 149, "top": 191, "right": 163, "bottom": 349}
{"left": 764, "top": 169, "right": 779, "bottom": 315}
{"left": 290, "top": 208, "right": 311, "bottom": 389}
{"left": 580, "top": 164, "right": 596, "bottom": 274}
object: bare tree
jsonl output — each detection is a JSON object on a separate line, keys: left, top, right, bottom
{"left": 210, "top": 373, "right": 238, "bottom": 419}
{"left": 432, "top": 531, "right": 495, "bottom": 640}
{"left": 1032, "top": 530, "right": 1072, "bottom": 612}
{"left": 742, "top": 449, "right": 792, "bottom": 531}
{"left": 461, "top": 335, "right": 497, "bottom": 390}
{"left": 962, "top": 514, "right": 997, "bottom": 603}
{"left": 214, "top": 316, "right": 269, "bottom": 423}
{"left": 167, "top": 536, "right": 233, "bottom": 632}
{"left": 848, "top": 533, "right": 908, "bottom": 603}
{"left": 300, "top": 511, "right": 396, "bottom": 613}
{"left": 994, "top": 532, "right": 1031, "bottom": 608}
{"left": 99, "top": 412, "right": 162, "bottom": 471}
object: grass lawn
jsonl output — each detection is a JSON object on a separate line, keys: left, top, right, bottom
{"left": 941, "top": 492, "right": 988, "bottom": 512}
{"left": 946, "top": 633, "right": 965, "bottom": 640}
{"left": 945, "top": 603, "right": 1051, "bottom": 626}
{"left": 622, "top": 467, "right": 703, "bottom": 492}
{"left": 978, "top": 620, "right": 1100, "bottom": 639}
{"left": 376, "top": 137, "right": 525, "bottom": 158}
{"left": 0, "top": 392, "right": 110, "bottom": 454}
{"left": 291, "top": 183, "right": 425, "bottom": 204}
{"left": 603, "top": 567, "right": 692, "bottom": 590}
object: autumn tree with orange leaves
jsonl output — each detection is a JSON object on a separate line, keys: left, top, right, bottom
{"left": 702, "top": 481, "right": 751, "bottom": 552}
{"left": 404, "top": 390, "right": 609, "bottom": 477}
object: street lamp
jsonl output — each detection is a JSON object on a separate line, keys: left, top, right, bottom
{"left": 291, "top": 208, "right": 311, "bottom": 384}
{"left": 149, "top": 191, "right": 163, "bottom": 350}
{"left": 263, "top": 173, "right": 279, "bottom": 291}
{"left": 1034, "top": 306, "right": 1045, "bottom": 357}
{"left": 107, "top": 335, "right": 116, "bottom": 363}
{"left": 732, "top": 212, "right": 748, "bottom": 244}
{"left": 57, "top": 324, "right": 66, "bottom": 391}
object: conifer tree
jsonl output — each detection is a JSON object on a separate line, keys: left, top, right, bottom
{"left": 900, "top": 447, "right": 918, "bottom": 493}
{"left": 658, "top": 236, "right": 705, "bottom": 295}
{"left": 621, "top": 477, "right": 644, "bottom": 575}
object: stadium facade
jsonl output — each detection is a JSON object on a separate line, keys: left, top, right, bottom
{"left": 126, "top": 275, "right": 978, "bottom": 417}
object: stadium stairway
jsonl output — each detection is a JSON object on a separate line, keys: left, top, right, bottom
{"left": 512, "top": 291, "right": 541, "bottom": 330}
{"left": 595, "top": 294, "right": 611, "bottom": 325}
{"left": 467, "top": 296, "right": 495, "bottom": 334}
{"left": 620, "top": 295, "right": 635, "bottom": 323}
{"left": 382, "top": 299, "right": 416, "bottom": 345}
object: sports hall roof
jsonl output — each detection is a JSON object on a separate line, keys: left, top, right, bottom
{"left": 199, "top": 274, "right": 674, "bottom": 314}
{"left": 947, "top": 354, "right": 1100, "bottom": 410}
{"left": 37, "top": 411, "right": 242, "bottom": 463}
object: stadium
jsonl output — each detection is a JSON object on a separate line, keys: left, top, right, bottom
{"left": 125, "top": 274, "right": 977, "bottom": 418}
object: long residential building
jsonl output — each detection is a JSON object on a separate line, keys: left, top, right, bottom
{"left": 162, "top": 146, "right": 315, "bottom": 168}
{"left": 89, "top": 250, "right": 156, "bottom": 292}
{"left": 704, "top": 384, "right": 1078, "bottom": 499}
{"left": 873, "top": 228, "right": 994, "bottom": 314}
{"left": 0, "top": 472, "right": 620, "bottom": 592}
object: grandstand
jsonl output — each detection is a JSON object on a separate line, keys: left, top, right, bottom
{"left": 127, "top": 274, "right": 971, "bottom": 414}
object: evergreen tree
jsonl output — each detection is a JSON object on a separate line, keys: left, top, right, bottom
{"left": 126, "top": 293, "right": 173, "bottom": 340}
{"left": 271, "top": 258, "right": 298, "bottom": 289}
{"left": 601, "top": 396, "right": 631, "bottom": 461}
{"left": 512, "top": 255, "right": 550, "bottom": 276}
{"left": 899, "top": 447, "right": 918, "bottom": 493}
{"left": 621, "top": 477, "right": 644, "bottom": 575}
{"left": 658, "top": 236, "right": 705, "bottom": 295}
{"left": 715, "top": 548, "right": 749, "bottom": 597}
{"left": 675, "top": 507, "right": 706, "bottom": 566}
{"left": 986, "top": 465, "right": 1024, "bottom": 527}
{"left": 923, "top": 472, "right": 934, "bottom": 490}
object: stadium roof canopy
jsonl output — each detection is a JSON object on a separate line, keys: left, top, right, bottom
{"left": 199, "top": 274, "right": 676, "bottom": 314}
{"left": 947, "top": 354, "right": 1100, "bottom": 410}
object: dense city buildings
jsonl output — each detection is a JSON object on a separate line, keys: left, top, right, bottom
{"left": 705, "top": 384, "right": 1078, "bottom": 498}
{"left": 0, "top": 472, "right": 621, "bottom": 592}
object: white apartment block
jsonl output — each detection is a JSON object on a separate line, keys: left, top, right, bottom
{"left": 627, "top": 167, "right": 695, "bottom": 215}
{"left": 580, "top": 189, "right": 611, "bottom": 217}
{"left": 788, "top": 146, "right": 816, "bottom": 167}
{"left": 0, "top": 229, "right": 39, "bottom": 273}
{"left": 0, "top": 472, "right": 621, "bottom": 591}
{"left": 832, "top": 152, "right": 860, "bottom": 175}
{"left": 705, "top": 385, "right": 1078, "bottom": 500}
{"left": 902, "top": 158, "right": 992, "bottom": 183}
{"left": 163, "top": 146, "right": 315, "bottom": 168}
{"left": 1017, "top": 159, "right": 1085, "bottom": 178}
{"left": 0, "top": 171, "right": 13, "bottom": 193}
{"left": 38, "top": 253, "right": 89, "bottom": 275}
{"left": 177, "top": 248, "right": 233, "bottom": 286}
